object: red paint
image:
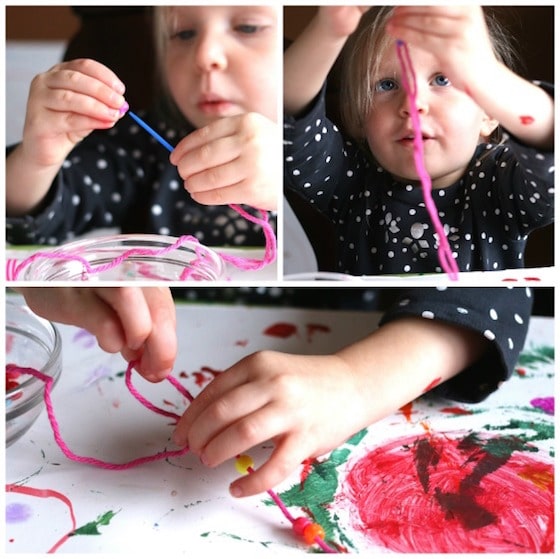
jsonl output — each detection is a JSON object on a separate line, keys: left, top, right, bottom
{"left": 192, "top": 366, "right": 223, "bottom": 387}
{"left": 343, "top": 432, "right": 554, "bottom": 552}
{"left": 516, "top": 367, "right": 527, "bottom": 377}
{"left": 263, "top": 322, "right": 298, "bottom": 338}
{"left": 6, "top": 484, "right": 77, "bottom": 553}
{"left": 423, "top": 377, "right": 442, "bottom": 393}
{"left": 441, "top": 407, "right": 473, "bottom": 415}
{"left": 305, "top": 323, "right": 331, "bottom": 342}
{"left": 399, "top": 401, "right": 413, "bottom": 422}
{"left": 520, "top": 115, "right": 535, "bottom": 125}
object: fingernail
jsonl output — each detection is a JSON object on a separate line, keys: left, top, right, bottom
{"left": 229, "top": 484, "right": 243, "bottom": 498}
{"left": 119, "top": 101, "right": 129, "bottom": 116}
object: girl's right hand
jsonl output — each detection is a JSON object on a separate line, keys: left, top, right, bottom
{"left": 22, "top": 58, "right": 127, "bottom": 168}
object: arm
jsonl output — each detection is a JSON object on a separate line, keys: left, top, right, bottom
{"left": 172, "top": 312, "right": 487, "bottom": 497}
{"left": 7, "top": 59, "right": 127, "bottom": 216}
{"left": 284, "top": 6, "right": 368, "bottom": 115}
{"left": 386, "top": 6, "right": 554, "bottom": 149}
{"left": 15, "top": 287, "right": 176, "bottom": 382}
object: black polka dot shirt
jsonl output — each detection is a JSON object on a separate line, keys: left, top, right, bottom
{"left": 7, "top": 109, "right": 275, "bottom": 247}
{"left": 284, "top": 85, "right": 554, "bottom": 275}
{"left": 381, "top": 287, "right": 532, "bottom": 403}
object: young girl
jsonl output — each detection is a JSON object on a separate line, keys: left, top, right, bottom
{"left": 6, "top": 5, "right": 279, "bottom": 247}
{"left": 284, "top": 6, "right": 554, "bottom": 275}
{"left": 17, "top": 286, "right": 533, "bottom": 498}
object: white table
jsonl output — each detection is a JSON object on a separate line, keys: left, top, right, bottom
{"left": 5, "top": 298, "right": 554, "bottom": 553}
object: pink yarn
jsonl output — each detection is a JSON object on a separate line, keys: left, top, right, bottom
{"left": 396, "top": 40, "right": 459, "bottom": 280}
{"left": 8, "top": 360, "right": 338, "bottom": 552}
{"left": 6, "top": 210, "right": 276, "bottom": 281}
{"left": 7, "top": 361, "right": 191, "bottom": 469}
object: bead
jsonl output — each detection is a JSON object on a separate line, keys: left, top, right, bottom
{"left": 292, "top": 516, "right": 311, "bottom": 536}
{"left": 303, "top": 522, "right": 325, "bottom": 545}
{"left": 234, "top": 454, "right": 254, "bottom": 475}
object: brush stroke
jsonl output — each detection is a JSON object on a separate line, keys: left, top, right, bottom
{"left": 343, "top": 432, "right": 554, "bottom": 552}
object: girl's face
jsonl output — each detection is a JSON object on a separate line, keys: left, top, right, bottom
{"left": 364, "top": 44, "right": 496, "bottom": 188}
{"left": 163, "top": 6, "right": 278, "bottom": 129}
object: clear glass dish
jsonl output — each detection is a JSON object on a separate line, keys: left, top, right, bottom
{"left": 6, "top": 300, "right": 62, "bottom": 447}
{"left": 20, "top": 234, "right": 224, "bottom": 281}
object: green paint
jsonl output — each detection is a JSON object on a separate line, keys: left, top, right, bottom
{"left": 517, "top": 344, "right": 554, "bottom": 369}
{"left": 273, "top": 430, "right": 369, "bottom": 551}
{"left": 483, "top": 419, "right": 554, "bottom": 443}
{"left": 200, "top": 531, "right": 272, "bottom": 547}
{"left": 71, "top": 510, "right": 119, "bottom": 536}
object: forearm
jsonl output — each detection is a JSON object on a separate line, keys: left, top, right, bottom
{"left": 335, "top": 316, "right": 490, "bottom": 424}
{"left": 284, "top": 16, "right": 348, "bottom": 116}
{"left": 473, "top": 63, "right": 554, "bottom": 150}
{"left": 6, "top": 144, "right": 61, "bottom": 216}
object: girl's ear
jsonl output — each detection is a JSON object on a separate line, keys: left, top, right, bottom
{"left": 480, "top": 114, "right": 499, "bottom": 139}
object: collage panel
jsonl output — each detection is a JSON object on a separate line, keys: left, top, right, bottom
{"left": 4, "top": 2, "right": 556, "bottom": 556}
{"left": 5, "top": 286, "right": 554, "bottom": 552}
{"left": 6, "top": 5, "right": 280, "bottom": 282}
{"left": 283, "top": 5, "right": 554, "bottom": 280}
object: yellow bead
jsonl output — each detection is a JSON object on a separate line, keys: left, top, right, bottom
{"left": 234, "top": 454, "right": 254, "bottom": 475}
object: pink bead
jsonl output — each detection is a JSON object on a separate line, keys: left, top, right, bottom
{"left": 292, "top": 516, "right": 311, "bottom": 536}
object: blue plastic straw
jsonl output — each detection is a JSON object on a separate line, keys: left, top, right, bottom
{"left": 128, "top": 110, "right": 174, "bottom": 152}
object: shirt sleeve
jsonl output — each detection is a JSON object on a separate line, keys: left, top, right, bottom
{"left": 379, "top": 287, "right": 532, "bottom": 403}
{"left": 6, "top": 112, "right": 170, "bottom": 245}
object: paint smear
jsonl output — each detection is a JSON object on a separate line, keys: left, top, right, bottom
{"left": 520, "top": 115, "right": 535, "bottom": 125}
{"left": 531, "top": 397, "right": 554, "bottom": 415}
{"left": 343, "top": 432, "right": 554, "bottom": 552}
{"left": 306, "top": 323, "right": 331, "bottom": 342}
{"left": 6, "top": 484, "right": 76, "bottom": 553}
{"left": 6, "top": 502, "right": 33, "bottom": 523}
{"left": 263, "top": 322, "right": 297, "bottom": 338}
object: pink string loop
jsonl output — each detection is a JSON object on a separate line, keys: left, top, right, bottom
{"left": 396, "top": 40, "right": 459, "bottom": 280}
{"left": 7, "top": 362, "right": 189, "bottom": 469}
{"left": 6, "top": 210, "right": 276, "bottom": 280}
{"left": 8, "top": 360, "right": 339, "bottom": 551}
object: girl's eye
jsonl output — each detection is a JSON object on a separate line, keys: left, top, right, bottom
{"left": 375, "top": 78, "right": 398, "bottom": 93}
{"left": 432, "top": 74, "right": 451, "bottom": 87}
{"left": 235, "top": 24, "right": 261, "bottom": 34}
{"left": 172, "top": 29, "right": 196, "bottom": 41}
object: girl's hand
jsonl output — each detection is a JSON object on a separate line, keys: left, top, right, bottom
{"left": 172, "top": 350, "right": 369, "bottom": 497}
{"left": 316, "top": 5, "right": 371, "bottom": 39}
{"left": 386, "top": 6, "right": 497, "bottom": 94}
{"left": 170, "top": 113, "right": 278, "bottom": 211}
{"left": 22, "top": 58, "right": 127, "bottom": 168}
{"left": 17, "top": 287, "right": 176, "bottom": 382}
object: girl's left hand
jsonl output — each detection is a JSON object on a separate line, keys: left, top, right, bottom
{"left": 386, "top": 6, "right": 498, "bottom": 94}
{"left": 170, "top": 113, "right": 279, "bottom": 211}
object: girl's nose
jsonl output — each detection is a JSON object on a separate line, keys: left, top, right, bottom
{"left": 399, "top": 86, "right": 429, "bottom": 116}
{"left": 195, "top": 31, "right": 227, "bottom": 72}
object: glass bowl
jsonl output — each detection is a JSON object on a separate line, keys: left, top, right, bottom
{"left": 20, "top": 234, "right": 224, "bottom": 281}
{"left": 6, "top": 300, "right": 62, "bottom": 447}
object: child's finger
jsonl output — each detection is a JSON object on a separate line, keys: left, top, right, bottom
{"left": 229, "top": 437, "right": 307, "bottom": 497}
{"left": 135, "top": 290, "right": 177, "bottom": 382}
{"left": 170, "top": 116, "right": 240, "bottom": 163}
{"left": 94, "top": 288, "right": 154, "bottom": 350}
{"left": 47, "top": 58, "right": 126, "bottom": 96}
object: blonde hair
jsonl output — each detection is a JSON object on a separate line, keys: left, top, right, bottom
{"left": 339, "top": 7, "right": 519, "bottom": 144}
{"left": 152, "top": 6, "right": 188, "bottom": 124}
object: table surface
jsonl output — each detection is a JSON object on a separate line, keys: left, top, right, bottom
{"left": 5, "top": 298, "right": 554, "bottom": 554}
